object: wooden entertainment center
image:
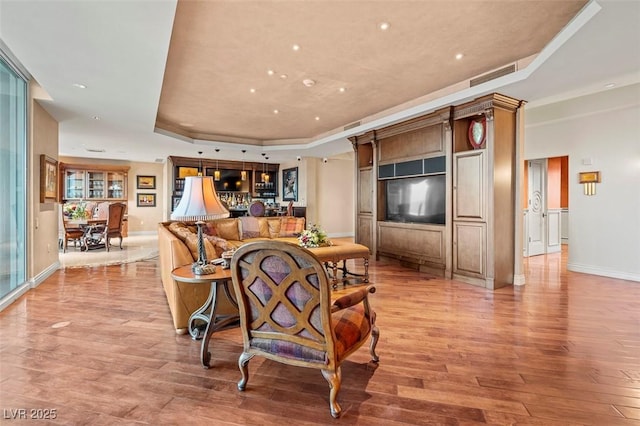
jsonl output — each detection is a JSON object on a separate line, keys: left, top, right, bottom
{"left": 351, "top": 93, "right": 523, "bottom": 289}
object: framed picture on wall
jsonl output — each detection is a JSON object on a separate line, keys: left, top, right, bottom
{"left": 172, "top": 195, "right": 182, "bottom": 211}
{"left": 177, "top": 166, "right": 199, "bottom": 179}
{"left": 282, "top": 167, "right": 298, "bottom": 201}
{"left": 136, "top": 175, "right": 156, "bottom": 189}
{"left": 137, "top": 193, "right": 156, "bottom": 207}
{"left": 40, "top": 155, "right": 58, "bottom": 203}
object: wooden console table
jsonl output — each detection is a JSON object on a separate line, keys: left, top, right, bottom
{"left": 171, "top": 265, "right": 238, "bottom": 369}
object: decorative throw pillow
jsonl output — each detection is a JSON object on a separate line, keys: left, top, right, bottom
{"left": 183, "top": 232, "right": 217, "bottom": 262}
{"left": 203, "top": 222, "right": 218, "bottom": 237}
{"left": 168, "top": 222, "right": 215, "bottom": 261}
{"left": 239, "top": 216, "right": 269, "bottom": 239}
{"left": 215, "top": 218, "right": 241, "bottom": 241}
{"left": 267, "top": 218, "right": 282, "bottom": 238}
{"left": 279, "top": 217, "right": 305, "bottom": 237}
{"left": 168, "top": 221, "right": 197, "bottom": 242}
{"left": 204, "top": 235, "right": 230, "bottom": 258}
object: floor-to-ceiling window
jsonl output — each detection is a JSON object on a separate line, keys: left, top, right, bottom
{"left": 0, "top": 53, "right": 27, "bottom": 300}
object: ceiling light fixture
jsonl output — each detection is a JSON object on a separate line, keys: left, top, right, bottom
{"left": 273, "top": 109, "right": 279, "bottom": 114}
{"left": 339, "top": 87, "right": 346, "bottom": 93}
{"left": 214, "top": 148, "right": 221, "bottom": 181}
{"left": 302, "top": 79, "right": 316, "bottom": 87}
{"left": 280, "top": 74, "right": 288, "bottom": 79}
{"left": 267, "top": 69, "right": 275, "bottom": 76}
{"left": 264, "top": 157, "right": 270, "bottom": 183}
{"left": 379, "top": 22, "right": 390, "bottom": 31}
{"left": 292, "top": 44, "right": 300, "bottom": 51}
{"left": 455, "top": 53, "right": 464, "bottom": 60}
{"left": 315, "top": 116, "right": 320, "bottom": 121}
{"left": 604, "top": 83, "right": 616, "bottom": 89}
{"left": 249, "top": 88, "right": 256, "bottom": 93}
{"left": 93, "top": 116, "right": 101, "bottom": 120}
{"left": 72, "top": 83, "right": 86, "bottom": 89}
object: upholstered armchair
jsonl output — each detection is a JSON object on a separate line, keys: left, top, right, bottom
{"left": 230, "top": 240, "right": 379, "bottom": 418}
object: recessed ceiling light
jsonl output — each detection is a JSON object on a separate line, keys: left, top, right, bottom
{"left": 339, "top": 87, "right": 346, "bottom": 93}
{"left": 249, "top": 88, "right": 256, "bottom": 93}
{"left": 280, "top": 74, "right": 288, "bottom": 79}
{"left": 267, "top": 69, "right": 275, "bottom": 76}
{"left": 604, "top": 83, "right": 616, "bottom": 89}
{"left": 273, "top": 109, "right": 279, "bottom": 114}
{"left": 455, "top": 53, "right": 464, "bottom": 60}
{"left": 292, "top": 44, "right": 300, "bottom": 51}
{"left": 315, "top": 116, "right": 320, "bottom": 121}
{"left": 92, "top": 116, "right": 100, "bottom": 120}
{"left": 379, "top": 22, "right": 390, "bottom": 31}
{"left": 302, "top": 79, "right": 316, "bottom": 87}
{"left": 180, "top": 122, "right": 193, "bottom": 127}
{"left": 72, "top": 83, "right": 86, "bottom": 89}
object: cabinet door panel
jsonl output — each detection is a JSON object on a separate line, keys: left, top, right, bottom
{"left": 357, "top": 215, "right": 373, "bottom": 250}
{"left": 453, "top": 222, "right": 485, "bottom": 277}
{"left": 454, "top": 151, "right": 485, "bottom": 220}
{"left": 64, "top": 170, "right": 85, "bottom": 199}
{"left": 107, "top": 172, "right": 126, "bottom": 199}
{"left": 358, "top": 169, "right": 373, "bottom": 214}
{"left": 87, "top": 171, "right": 105, "bottom": 199}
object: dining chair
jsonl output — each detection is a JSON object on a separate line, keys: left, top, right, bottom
{"left": 85, "top": 202, "right": 126, "bottom": 251}
{"left": 62, "top": 212, "right": 85, "bottom": 253}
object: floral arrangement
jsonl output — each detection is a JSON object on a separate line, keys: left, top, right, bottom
{"left": 298, "top": 224, "right": 331, "bottom": 248}
{"left": 63, "top": 201, "right": 89, "bottom": 220}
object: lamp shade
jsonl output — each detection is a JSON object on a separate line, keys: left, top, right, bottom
{"left": 171, "top": 176, "right": 229, "bottom": 221}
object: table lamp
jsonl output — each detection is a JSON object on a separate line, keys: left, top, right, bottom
{"left": 171, "top": 175, "right": 229, "bottom": 274}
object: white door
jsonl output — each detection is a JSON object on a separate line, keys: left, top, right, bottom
{"left": 527, "top": 159, "right": 546, "bottom": 256}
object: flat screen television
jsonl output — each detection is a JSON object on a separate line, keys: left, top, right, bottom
{"left": 385, "top": 174, "right": 446, "bottom": 225}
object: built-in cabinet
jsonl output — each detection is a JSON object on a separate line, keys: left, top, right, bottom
{"left": 352, "top": 93, "right": 522, "bottom": 289}
{"left": 60, "top": 163, "right": 129, "bottom": 201}
{"left": 451, "top": 94, "right": 520, "bottom": 289}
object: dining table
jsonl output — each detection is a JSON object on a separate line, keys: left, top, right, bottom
{"left": 64, "top": 218, "right": 107, "bottom": 250}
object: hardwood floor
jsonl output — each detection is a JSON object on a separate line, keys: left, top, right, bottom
{"left": 1, "top": 246, "right": 639, "bottom": 425}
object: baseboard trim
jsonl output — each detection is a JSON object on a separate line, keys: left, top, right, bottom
{"left": 0, "top": 261, "right": 61, "bottom": 312}
{"left": 567, "top": 262, "right": 640, "bottom": 283}
{"left": 513, "top": 274, "right": 526, "bottom": 286}
{"left": 127, "top": 231, "right": 157, "bottom": 236}
{"left": 34, "top": 261, "right": 60, "bottom": 285}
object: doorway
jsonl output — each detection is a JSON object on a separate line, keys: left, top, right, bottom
{"left": 523, "top": 156, "right": 568, "bottom": 257}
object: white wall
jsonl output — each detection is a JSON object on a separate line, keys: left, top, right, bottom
{"left": 525, "top": 84, "right": 640, "bottom": 281}
{"left": 278, "top": 156, "right": 355, "bottom": 237}
{"left": 315, "top": 156, "right": 355, "bottom": 237}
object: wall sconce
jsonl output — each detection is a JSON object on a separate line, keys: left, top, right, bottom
{"left": 579, "top": 171, "right": 601, "bottom": 195}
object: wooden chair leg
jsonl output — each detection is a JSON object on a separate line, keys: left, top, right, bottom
{"left": 237, "top": 352, "right": 254, "bottom": 391}
{"left": 321, "top": 367, "right": 342, "bottom": 418}
{"left": 370, "top": 323, "right": 380, "bottom": 362}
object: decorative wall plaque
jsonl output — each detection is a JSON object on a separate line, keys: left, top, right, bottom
{"left": 468, "top": 117, "right": 486, "bottom": 149}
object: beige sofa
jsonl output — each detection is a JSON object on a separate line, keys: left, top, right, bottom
{"left": 158, "top": 215, "right": 371, "bottom": 334}
{"left": 158, "top": 216, "right": 305, "bottom": 334}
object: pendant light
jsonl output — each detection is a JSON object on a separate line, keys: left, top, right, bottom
{"left": 261, "top": 153, "right": 267, "bottom": 182}
{"left": 264, "top": 156, "right": 270, "bottom": 183}
{"left": 214, "top": 148, "right": 221, "bottom": 181}
{"left": 241, "top": 149, "right": 247, "bottom": 181}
